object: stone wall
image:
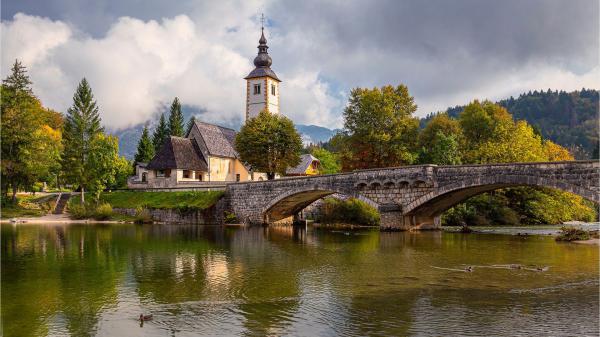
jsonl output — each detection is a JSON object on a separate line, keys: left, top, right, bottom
{"left": 113, "top": 198, "right": 227, "bottom": 224}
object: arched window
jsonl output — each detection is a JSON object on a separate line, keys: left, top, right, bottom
{"left": 142, "top": 172, "right": 147, "bottom": 182}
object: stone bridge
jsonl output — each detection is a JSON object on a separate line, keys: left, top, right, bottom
{"left": 225, "top": 161, "right": 599, "bottom": 230}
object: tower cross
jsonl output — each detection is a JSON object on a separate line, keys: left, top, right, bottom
{"left": 261, "top": 13, "right": 265, "bottom": 29}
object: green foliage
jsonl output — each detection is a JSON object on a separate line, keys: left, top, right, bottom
{"left": 134, "top": 125, "right": 154, "bottom": 164}
{"left": 320, "top": 197, "right": 380, "bottom": 226}
{"left": 99, "top": 191, "right": 224, "bottom": 210}
{"left": 109, "top": 156, "right": 133, "bottom": 189}
{"left": 1, "top": 60, "right": 62, "bottom": 200}
{"left": 235, "top": 110, "right": 302, "bottom": 179}
{"left": 310, "top": 147, "right": 341, "bottom": 174}
{"left": 418, "top": 131, "right": 461, "bottom": 165}
{"left": 134, "top": 206, "right": 152, "bottom": 224}
{"left": 152, "top": 113, "right": 169, "bottom": 152}
{"left": 223, "top": 211, "right": 238, "bottom": 224}
{"left": 437, "top": 89, "right": 599, "bottom": 159}
{"left": 94, "top": 203, "right": 113, "bottom": 220}
{"left": 167, "top": 97, "right": 185, "bottom": 137}
{"left": 338, "top": 84, "right": 419, "bottom": 170}
{"left": 186, "top": 115, "right": 196, "bottom": 136}
{"left": 0, "top": 195, "right": 55, "bottom": 218}
{"left": 555, "top": 226, "right": 591, "bottom": 242}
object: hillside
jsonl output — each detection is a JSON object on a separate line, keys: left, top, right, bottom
{"left": 433, "top": 89, "right": 599, "bottom": 159}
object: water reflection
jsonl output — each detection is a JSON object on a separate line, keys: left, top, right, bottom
{"left": 2, "top": 224, "right": 598, "bottom": 336}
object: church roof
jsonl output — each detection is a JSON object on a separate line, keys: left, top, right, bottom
{"left": 193, "top": 121, "right": 239, "bottom": 158}
{"left": 245, "top": 27, "right": 281, "bottom": 81}
{"left": 146, "top": 136, "right": 207, "bottom": 171}
{"left": 244, "top": 67, "right": 280, "bottom": 81}
{"left": 286, "top": 154, "right": 320, "bottom": 175}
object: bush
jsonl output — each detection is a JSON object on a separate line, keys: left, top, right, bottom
{"left": 134, "top": 206, "right": 152, "bottom": 224}
{"left": 555, "top": 226, "right": 591, "bottom": 242}
{"left": 68, "top": 203, "right": 91, "bottom": 219}
{"left": 223, "top": 211, "right": 238, "bottom": 224}
{"left": 94, "top": 203, "right": 113, "bottom": 220}
{"left": 320, "top": 197, "right": 380, "bottom": 226}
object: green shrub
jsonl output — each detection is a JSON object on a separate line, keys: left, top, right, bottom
{"left": 556, "top": 226, "right": 591, "bottom": 242}
{"left": 320, "top": 197, "right": 380, "bottom": 226}
{"left": 223, "top": 211, "right": 238, "bottom": 224}
{"left": 94, "top": 203, "right": 113, "bottom": 220}
{"left": 68, "top": 203, "right": 91, "bottom": 219}
{"left": 134, "top": 206, "right": 152, "bottom": 224}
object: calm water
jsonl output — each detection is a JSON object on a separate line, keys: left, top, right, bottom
{"left": 2, "top": 224, "right": 598, "bottom": 337}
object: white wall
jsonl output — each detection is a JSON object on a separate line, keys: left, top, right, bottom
{"left": 246, "top": 77, "right": 280, "bottom": 119}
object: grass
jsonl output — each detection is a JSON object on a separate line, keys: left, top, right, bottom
{"left": 99, "top": 191, "right": 224, "bottom": 211}
{"left": 1, "top": 194, "right": 56, "bottom": 219}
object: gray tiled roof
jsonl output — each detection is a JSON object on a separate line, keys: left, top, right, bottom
{"left": 286, "top": 154, "right": 320, "bottom": 175}
{"left": 147, "top": 136, "right": 208, "bottom": 171}
{"left": 244, "top": 67, "right": 280, "bottom": 81}
{"left": 194, "top": 121, "right": 239, "bottom": 158}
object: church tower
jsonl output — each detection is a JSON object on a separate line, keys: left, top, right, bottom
{"left": 245, "top": 22, "right": 280, "bottom": 120}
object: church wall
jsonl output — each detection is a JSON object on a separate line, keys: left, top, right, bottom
{"left": 266, "top": 77, "right": 279, "bottom": 115}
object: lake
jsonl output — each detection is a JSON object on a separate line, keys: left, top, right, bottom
{"left": 2, "top": 223, "right": 598, "bottom": 336}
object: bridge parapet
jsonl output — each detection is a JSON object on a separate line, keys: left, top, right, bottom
{"left": 224, "top": 161, "right": 599, "bottom": 229}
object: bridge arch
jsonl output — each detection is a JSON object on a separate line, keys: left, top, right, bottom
{"left": 262, "top": 187, "right": 378, "bottom": 223}
{"left": 404, "top": 174, "right": 599, "bottom": 217}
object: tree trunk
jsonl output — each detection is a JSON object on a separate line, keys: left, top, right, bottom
{"left": 81, "top": 186, "right": 85, "bottom": 204}
{"left": 11, "top": 184, "right": 18, "bottom": 203}
{"left": 267, "top": 172, "right": 276, "bottom": 180}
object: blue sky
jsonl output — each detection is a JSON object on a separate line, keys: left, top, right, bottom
{"left": 1, "top": 0, "right": 598, "bottom": 130}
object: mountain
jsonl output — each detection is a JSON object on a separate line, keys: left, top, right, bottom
{"left": 423, "top": 89, "right": 599, "bottom": 159}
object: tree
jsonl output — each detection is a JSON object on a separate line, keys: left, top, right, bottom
{"left": 62, "top": 78, "right": 104, "bottom": 203}
{"left": 235, "top": 110, "right": 302, "bottom": 180}
{"left": 167, "top": 97, "right": 184, "bottom": 137}
{"left": 418, "top": 131, "right": 461, "bottom": 165}
{"left": 134, "top": 125, "right": 154, "bottom": 164}
{"left": 310, "top": 148, "right": 341, "bottom": 174}
{"left": 85, "top": 134, "right": 122, "bottom": 200}
{"left": 186, "top": 115, "right": 196, "bottom": 136}
{"left": 152, "top": 113, "right": 168, "bottom": 152}
{"left": 1, "top": 60, "right": 62, "bottom": 201}
{"left": 339, "top": 84, "right": 419, "bottom": 170}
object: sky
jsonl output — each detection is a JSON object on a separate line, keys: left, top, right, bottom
{"left": 1, "top": 0, "right": 598, "bottom": 131}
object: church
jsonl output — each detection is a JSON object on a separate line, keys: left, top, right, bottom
{"left": 129, "top": 25, "right": 319, "bottom": 189}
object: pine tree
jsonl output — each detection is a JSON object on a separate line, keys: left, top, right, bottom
{"left": 167, "top": 97, "right": 184, "bottom": 137}
{"left": 3, "top": 60, "right": 32, "bottom": 93}
{"left": 62, "top": 78, "right": 104, "bottom": 203}
{"left": 152, "top": 113, "right": 168, "bottom": 152}
{"left": 186, "top": 115, "right": 196, "bottom": 136}
{"left": 134, "top": 125, "right": 155, "bottom": 164}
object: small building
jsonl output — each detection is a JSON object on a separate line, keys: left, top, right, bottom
{"left": 144, "top": 136, "right": 208, "bottom": 188}
{"left": 286, "top": 154, "right": 320, "bottom": 176}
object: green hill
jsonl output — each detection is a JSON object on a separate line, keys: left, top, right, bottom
{"left": 431, "top": 89, "right": 598, "bottom": 159}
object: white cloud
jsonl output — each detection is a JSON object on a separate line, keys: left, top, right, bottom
{"left": 1, "top": 11, "right": 344, "bottom": 130}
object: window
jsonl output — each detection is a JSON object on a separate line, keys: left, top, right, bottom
{"left": 253, "top": 84, "right": 261, "bottom": 95}
{"left": 196, "top": 171, "right": 203, "bottom": 181}
{"left": 142, "top": 172, "right": 147, "bottom": 182}
{"left": 271, "top": 84, "right": 276, "bottom": 96}
{"left": 156, "top": 170, "right": 165, "bottom": 177}
{"left": 183, "top": 170, "right": 191, "bottom": 179}
{"left": 236, "top": 174, "right": 240, "bottom": 182}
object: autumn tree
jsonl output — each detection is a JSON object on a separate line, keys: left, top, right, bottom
{"left": 235, "top": 110, "right": 302, "bottom": 180}
{"left": 339, "top": 84, "right": 419, "bottom": 170}
{"left": 152, "top": 113, "right": 168, "bottom": 152}
{"left": 167, "top": 97, "right": 184, "bottom": 137}
{"left": 1, "top": 60, "right": 62, "bottom": 201}
{"left": 418, "top": 113, "right": 462, "bottom": 165}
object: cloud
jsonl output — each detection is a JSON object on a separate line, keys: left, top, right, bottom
{"left": 1, "top": 11, "right": 343, "bottom": 130}
{"left": 1, "top": 0, "right": 598, "bottom": 130}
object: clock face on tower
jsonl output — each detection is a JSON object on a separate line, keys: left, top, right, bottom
{"left": 244, "top": 25, "right": 281, "bottom": 121}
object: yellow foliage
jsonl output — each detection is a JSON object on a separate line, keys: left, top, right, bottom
{"left": 543, "top": 140, "right": 574, "bottom": 161}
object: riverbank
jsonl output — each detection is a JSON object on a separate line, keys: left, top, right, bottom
{"left": 0, "top": 213, "right": 130, "bottom": 224}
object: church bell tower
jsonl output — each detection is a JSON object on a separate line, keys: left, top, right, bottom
{"left": 245, "top": 18, "right": 281, "bottom": 120}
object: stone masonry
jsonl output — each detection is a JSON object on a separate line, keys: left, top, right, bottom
{"left": 224, "top": 161, "right": 599, "bottom": 230}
